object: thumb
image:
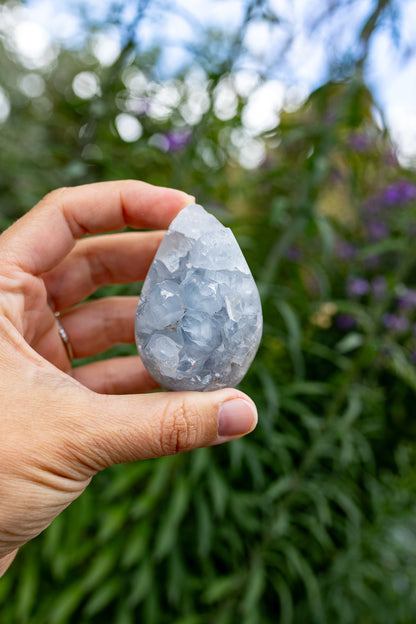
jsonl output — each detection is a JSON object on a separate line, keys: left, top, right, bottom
{"left": 70, "top": 388, "right": 258, "bottom": 472}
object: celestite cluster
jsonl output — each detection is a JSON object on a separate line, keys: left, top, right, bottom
{"left": 135, "top": 204, "right": 262, "bottom": 391}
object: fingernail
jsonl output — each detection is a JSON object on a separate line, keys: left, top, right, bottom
{"left": 218, "top": 398, "right": 258, "bottom": 439}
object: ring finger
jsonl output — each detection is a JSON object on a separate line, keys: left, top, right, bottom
{"left": 43, "top": 231, "right": 164, "bottom": 312}
{"left": 46, "top": 296, "right": 138, "bottom": 360}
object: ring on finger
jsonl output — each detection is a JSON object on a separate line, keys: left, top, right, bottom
{"left": 54, "top": 312, "right": 74, "bottom": 362}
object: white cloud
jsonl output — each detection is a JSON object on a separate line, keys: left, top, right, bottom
{"left": 12, "top": 20, "right": 57, "bottom": 69}
{"left": 242, "top": 80, "right": 285, "bottom": 134}
{"left": 91, "top": 30, "right": 121, "bottom": 66}
{"left": 385, "top": 106, "right": 416, "bottom": 167}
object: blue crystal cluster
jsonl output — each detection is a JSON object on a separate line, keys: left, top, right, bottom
{"left": 135, "top": 204, "right": 262, "bottom": 391}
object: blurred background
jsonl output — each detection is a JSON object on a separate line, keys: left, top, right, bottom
{"left": 1, "top": 0, "right": 416, "bottom": 622}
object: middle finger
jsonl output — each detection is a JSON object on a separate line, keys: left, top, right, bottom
{"left": 43, "top": 231, "right": 164, "bottom": 311}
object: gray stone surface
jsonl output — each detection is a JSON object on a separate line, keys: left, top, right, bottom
{"left": 135, "top": 204, "right": 262, "bottom": 391}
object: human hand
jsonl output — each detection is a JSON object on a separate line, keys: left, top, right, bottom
{"left": 0, "top": 181, "right": 257, "bottom": 575}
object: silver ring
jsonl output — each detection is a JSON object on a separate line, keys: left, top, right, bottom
{"left": 55, "top": 312, "right": 74, "bottom": 361}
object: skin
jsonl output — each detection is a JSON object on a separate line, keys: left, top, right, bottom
{"left": 0, "top": 180, "right": 257, "bottom": 576}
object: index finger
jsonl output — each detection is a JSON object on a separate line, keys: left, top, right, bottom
{"left": 0, "top": 180, "right": 194, "bottom": 275}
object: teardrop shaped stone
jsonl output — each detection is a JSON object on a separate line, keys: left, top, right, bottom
{"left": 135, "top": 204, "right": 262, "bottom": 391}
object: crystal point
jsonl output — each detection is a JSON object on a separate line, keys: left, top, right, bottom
{"left": 135, "top": 204, "right": 262, "bottom": 391}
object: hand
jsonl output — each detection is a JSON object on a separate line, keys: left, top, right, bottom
{"left": 0, "top": 180, "right": 257, "bottom": 575}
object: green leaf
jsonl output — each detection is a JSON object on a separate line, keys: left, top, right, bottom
{"left": 243, "top": 443, "right": 266, "bottom": 488}
{"left": 336, "top": 332, "right": 364, "bottom": 353}
{"left": 203, "top": 573, "right": 244, "bottom": 604}
{"left": 167, "top": 547, "right": 186, "bottom": 606}
{"left": 284, "top": 381, "right": 331, "bottom": 397}
{"left": 103, "top": 462, "right": 150, "bottom": 499}
{"left": 260, "top": 215, "right": 307, "bottom": 293}
{"left": 16, "top": 552, "right": 39, "bottom": 621}
{"left": 154, "top": 477, "right": 190, "bottom": 559}
{"left": 43, "top": 515, "right": 64, "bottom": 562}
{"left": 230, "top": 493, "right": 262, "bottom": 532}
{"left": 47, "top": 583, "right": 85, "bottom": 624}
{"left": 121, "top": 525, "right": 150, "bottom": 569}
{"left": 273, "top": 576, "right": 294, "bottom": 624}
{"left": 299, "top": 480, "right": 332, "bottom": 526}
{"left": 126, "top": 562, "right": 154, "bottom": 608}
{"left": 229, "top": 437, "right": 245, "bottom": 471}
{"left": 275, "top": 300, "right": 305, "bottom": 379}
{"left": 195, "top": 491, "right": 213, "bottom": 558}
{"left": 207, "top": 467, "right": 229, "bottom": 518}
{"left": 189, "top": 446, "right": 211, "bottom": 482}
{"left": 283, "top": 543, "right": 323, "bottom": 619}
{"left": 257, "top": 364, "right": 280, "bottom": 425}
{"left": 83, "top": 578, "right": 122, "bottom": 617}
{"left": 96, "top": 501, "right": 130, "bottom": 541}
{"left": 266, "top": 475, "right": 295, "bottom": 502}
{"left": 305, "top": 341, "right": 350, "bottom": 371}
{"left": 341, "top": 391, "right": 363, "bottom": 426}
{"left": 242, "top": 555, "right": 265, "bottom": 614}
{"left": 114, "top": 607, "right": 135, "bottom": 624}
{"left": 359, "top": 237, "right": 409, "bottom": 259}
{"left": 0, "top": 572, "right": 13, "bottom": 603}
{"left": 315, "top": 214, "right": 335, "bottom": 262}
{"left": 81, "top": 549, "right": 117, "bottom": 592}
{"left": 387, "top": 346, "right": 416, "bottom": 392}
{"left": 325, "top": 483, "right": 361, "bottom": 528}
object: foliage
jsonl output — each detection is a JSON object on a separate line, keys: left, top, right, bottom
{"left": 1, "top": 0, "right": 416, "bottom": 622}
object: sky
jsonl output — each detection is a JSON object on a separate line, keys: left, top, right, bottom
{"left": 3, "top": 0, "right": 416, "bottom": 166}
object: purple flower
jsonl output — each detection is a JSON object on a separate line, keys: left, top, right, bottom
{"left": 365, "top": 220, "right": 390, "bottom": 240}
{"left": 363, "top": 180, "right": 416, "bottom": 214}
{"left": 372, "top": 275, "right": 387, "bottom": 299}
{"left": 382, "top": 313, "right": 409, "bottom": 333}
{"left": 336, "top": 314, "right": 356, "bottom": 330}
{"left": 347, "top": 277, "right": 370, "bottom": 298}
{"left": 163, "top": 129, "right": 192, "bottom": 152}
{"left": 335, "top": 240, "right": 356, "bottom": 261}
{"left": 398, "top": 289, "right": 416, "bottom": 310}
{"left": 383, "top": 180, "right": 416, "bottom": 206}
